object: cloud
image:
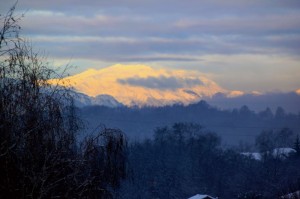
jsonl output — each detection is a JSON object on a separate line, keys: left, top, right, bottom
{"left": 7, "top": 0, "right": 300, "bottom": 17}
{"left": 8, "top": 0, "right": 298, "bottom": 62}
{"left": 183, "top": 90, "right": 200, "bottom": 97}
{"left": 27, "top": 33, "right": 300, "bottom": 64}
{"left": 117, "top": 76, "right": 203, "bottom": 90}
{"left": 2, "top": 0, "right": 300, "bottom": 92}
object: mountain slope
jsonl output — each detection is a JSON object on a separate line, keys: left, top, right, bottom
{"left": 69, "top": 92, "right": 123, "bottom": 107}
{"left": 80, "top": 100, "right": 300, "bottom": 143}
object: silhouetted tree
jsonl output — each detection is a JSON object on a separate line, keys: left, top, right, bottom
{"left": 0, "top": 4, "right": 128, "bottom": 199}
{"left": 255, "top": 128, "right": 295, "bottom": 153}
{"left": 259, "top": 107, "right": 274, "bottom": 120}
{"left": 294, "top": 135, "right": 300, "bottom": 157}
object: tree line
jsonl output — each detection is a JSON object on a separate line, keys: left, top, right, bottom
{"left": 80, "top": 99, "right": 300, "bottom": 144}
{"left": 118, "top": 123, "right": 300, "bottom": 199}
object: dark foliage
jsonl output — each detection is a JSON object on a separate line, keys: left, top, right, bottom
{"left": 117, "top": 123, "right": 300, "bottom": 199}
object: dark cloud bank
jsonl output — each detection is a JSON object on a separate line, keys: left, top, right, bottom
{"left": 118, "top": 76, "right": 203, "bottom": 90}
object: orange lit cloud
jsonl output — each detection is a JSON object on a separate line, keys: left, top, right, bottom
{"left": 227, "top": 90, "right": 244, "bottom": 98}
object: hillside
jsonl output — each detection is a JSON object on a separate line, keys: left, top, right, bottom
{"left": 79, "top": 101, "right": 300, "bottom": 144}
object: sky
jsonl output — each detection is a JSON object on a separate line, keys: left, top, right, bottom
{"left": 1, "top": 0, "right": 300, "bottom": 92}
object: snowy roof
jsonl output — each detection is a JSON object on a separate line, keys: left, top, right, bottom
{"left": 273, "top": 148, "right": 296, "bottom": 156}
{"left": 241, "top": 152, "right": 262, "bottom": 160}
{"left": 281, "top": 190, "right": 300, "bottom": 198}
{"left": 241, "top": 147, "right": 296, "bottom": 161}
{"left": 188, "top": 194, "right": 216, "bottom": 199}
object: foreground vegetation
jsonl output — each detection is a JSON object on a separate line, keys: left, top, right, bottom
{"left": 0, "top": 4, "right": 127, "bottom": 198}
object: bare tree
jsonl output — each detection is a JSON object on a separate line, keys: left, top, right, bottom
{"left": 0, "top": 3, "right": 127, "bottom": 199}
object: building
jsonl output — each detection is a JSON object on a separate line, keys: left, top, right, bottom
{"left": 188, "top": 194, "right": 217, "bottom": 199}
{"left": 281, "top": 190, "right": 300, "bottom": 199}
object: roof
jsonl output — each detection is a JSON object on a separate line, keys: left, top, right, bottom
{"left": 241, "top": 147, "right": 296, "bottom": 161}
{"left": 281, "top": 190, "right": 300, "bottom": 198}
{"left": 188, "top": 194, "right": 216, "bottom": 199}
{"left": 241, "top": 152, "right": 261, "bottom": 160}
{"left": 273, "top": 148, "right": 296, "bottom": 156}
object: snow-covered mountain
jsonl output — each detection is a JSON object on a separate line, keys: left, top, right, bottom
{"left": 92, "top": 94, "right": 123, "bottom": 107}
{"left": 50, "top": 64, "right": 300, "bottom": 110}
{"left": 70, "top": 92, "right": 123, "bottom": 107}
{"left": 50, "top": 64, "right": 227, "bottom": 107}
{"left": 71, "top": 92, "right": 93, "bottom": 107}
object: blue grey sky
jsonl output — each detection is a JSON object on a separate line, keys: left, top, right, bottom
{"left": 1, "top": 0, "right": 300, "bottom": 92}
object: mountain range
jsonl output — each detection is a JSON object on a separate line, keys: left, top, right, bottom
{"left": 50, "top": 64, "right": 300, "bottom": 113}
